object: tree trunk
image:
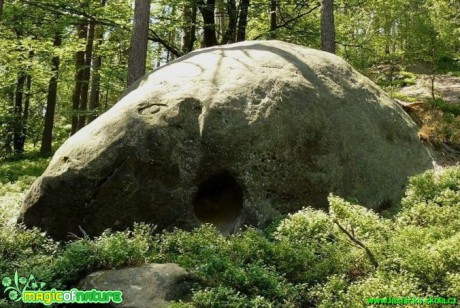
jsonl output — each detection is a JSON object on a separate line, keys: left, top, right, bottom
{"left": 88, "top": 25, "right": 104, "bottom": 123}
{"left": 236, "top": 0, "right": 250, "bottom": 42}
{"left": 222, "top": 0, "right": 236, "bottom": 44}
{"left": 13, "top": 71, "right": 26, "bottom": 155}
{"left": 321, "top": 0, "right": 335, "bottom": 54}
{"left": 197, "top": 0, "right": 218, "bottom": 47}
{"left": 12, "top": 50, "right": 33, "bottom": 155}
{"left": 3, "top": 86, "right": 14, "bottom": 154}
{"left": 430, "top": 47, "right": 437, "bottom": 100}
{"left": 41, "top": 33, "right": 62, "bottom": 156}
{"left": 269, "top": 0, "right": 277, "bottom": 38}
{"left": 216, "top": 0, "right": 226, "bottom": 43}
{"left": 88, "top": 0, "right": 107, "bottom": 123}
{"left": 181, "top": 1, "right": 197, "bottom": 53}
{"left": 0, "top": 0, "right": 4, "bottom": 21}
{"left": 127, "top": 0, "right": 151, "bottom": 86}
{"left": 71, "top": 23, "right": 87, "bottom": 135}
{"left": 23, "top": 69, "right": 32, "bottom": 128}
{"left": 77, "top": 20, "right": 95, "bottom": 130}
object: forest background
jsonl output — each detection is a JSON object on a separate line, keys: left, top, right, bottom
{"left": 1, "top": 1, "right": 460, "bottom": 307}
{"left": 0, "top": 0, "right": 459, "bottom": 157}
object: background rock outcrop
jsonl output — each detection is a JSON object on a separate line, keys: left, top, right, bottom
{"left": 20, "top": 40, "right": 434, "bottom": 240}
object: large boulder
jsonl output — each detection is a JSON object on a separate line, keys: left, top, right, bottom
{"left": 20, "top": 40, "right": 434, "bottom": 240}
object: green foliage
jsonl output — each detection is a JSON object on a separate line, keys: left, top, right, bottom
{"left": 155, "top": 226, "right": 304, "bottom": 306}
{"left": 375, "top": 71, "right": 418, "bottom": 88}
{"left": 2, "top": 160, "right": 460, "bottom": 306}
{"left": 1, "top": 0, "right": 458, "bottom": 159}
{"left": 0, "top": 155, "right": 49, "bottom": 185}
{"left": 94, "top": 223, "right": 156, "bottom": 268}
{"left": 391, "top": 92, "right": 418, "bottom": 102}
{"left": 429, "top": 98, "right": 460, "bottom": 116}
{"left": 402, "top": 167, "right": 460, "bottom": 207}
{"left": 0, "top": 154, "right": 49, "bottom": 225}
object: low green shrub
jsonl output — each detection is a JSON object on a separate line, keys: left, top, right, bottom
{"left": 376, "top": 71, "right": 417, "bottom": 88}
{"left": 1, "top": 161, "right": 460, "bottom": 307}
{"left": 429, "top": 98, "right": 460, "bottom": 116}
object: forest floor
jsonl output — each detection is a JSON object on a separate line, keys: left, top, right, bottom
{"left": 394, "top": 73, "right": 460, "bottom": 166}
{"left": 399, "top": 74, "right": 460, "bottom": 103}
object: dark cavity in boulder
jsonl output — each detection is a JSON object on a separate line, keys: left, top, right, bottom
{"left": 193, "top": 172, "right": 243, "bottom": 233}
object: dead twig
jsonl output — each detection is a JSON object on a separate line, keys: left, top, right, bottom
{"left": 333, "top": 219, "right": 379, "bottom": 268}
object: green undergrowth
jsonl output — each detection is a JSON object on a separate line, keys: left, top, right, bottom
{"left": 0, "top": 155, "right": 50, "bottom": 227}
{"left": 429, "top": 98, "right": 460, "bottom": 117}
{"left": 390, "top": 92, "right": 418, "bottom": 103}
{"left": 0, "top": 154, "right": 49, "bottom": 187}
{"left": 1, "top": 161, "right": 460, "bottom": 307}
{"left": 375, "top": 70, "right": 417, "bottom": 88}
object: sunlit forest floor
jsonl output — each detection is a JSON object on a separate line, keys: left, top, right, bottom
{"left": 382, "top": 70, "right": 460, "bottom": 167}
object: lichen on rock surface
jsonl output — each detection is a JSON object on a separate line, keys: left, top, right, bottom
{"left": 78, "top": 263, "right": 194, "bottom": 308}
{"left": 20, "top": 40, "right": 434, "bottom": 240}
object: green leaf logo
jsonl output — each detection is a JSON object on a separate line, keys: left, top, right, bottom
{"left": 2, "top": 271, "right": 47, "bottom": 302}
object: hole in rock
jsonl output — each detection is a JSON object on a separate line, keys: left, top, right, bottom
{"left": 193, "top": 172, "right": 243, "bottom": 233}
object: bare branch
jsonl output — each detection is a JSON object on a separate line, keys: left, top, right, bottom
{"left": 334, "top": 219, "right": 379, "bottom": 268}
{"left": 149, "top": 29, "right": 183, "bottom": 58}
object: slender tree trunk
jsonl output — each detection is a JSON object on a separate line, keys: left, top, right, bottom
{"left": 0, "top": 0, "right": 4, "bottom": 21}
{"left": 3, "top": 86, "right": 14, "bottom": 154}
{"left": 216, "top": 0, "right": 225, "bottom": 42}
{"left": 222, "top": 0, "right": 237, "bottom": 44}
{"left": 181, "top": 1, "right": 197, "bottom": 53}
{"left": 88, "top": 0, "right": 107, "bottom": 123}
{"left": 13, "top": 71, "right": 26, "bottom": 154}
{"left": 236, "top": 0, "right": 250, "bottom": 42}
{"left": 77, "top": 21, "right": 95, "bottom": 130}
{"left": 23, "top": 70, "right": 32, "bottom": 127}
{"left": 197, "top": 0, "right": 218, "bottom": 47}
{"left": 269, "top": 0, "right": 277, "bottom": 38}
{"left": 321, "top": 0, "right": 335, "bottom": 54}
{"left": 127, "top": 0, "right": 151, "bottom": 86}
{"left": 41, "top": 33, "right": 62, "bottom": 156}
{"left": 12, "top": 50, "right": 33, "bottom": 155}
{"left": 88, "top": 25, "right": 104, "bottom": 123}
{"left": 430, "top": 47, "right": 437, "bottom": 100}
{"left": 71, "top": 23, "right": 87, "bottom": 135}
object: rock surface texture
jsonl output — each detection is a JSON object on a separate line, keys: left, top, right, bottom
{"left": 77, "top": 263, "right": 193, "bottom": 307}
{"left": 20, "top": 41, "right": 434, "bottom": 240}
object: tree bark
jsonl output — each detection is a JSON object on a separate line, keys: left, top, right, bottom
{"left": 3, "top": 86, "right": 14, "bottom": 154}
{"left": 216, "top": 0, "right": 225, "bottom": 43}
{"left": 181, "top": 1, "right": 197, "bottom": 53}
{"left": 321, "top": 0, "right": 336, "bottom": 54}
{"left": 88, "top": 0, "right": 107, "bottom": 123}
{"left": 23, "top": 69, "right": 32, "bottom": 128}
{"left": 127, "top": 0, "right": 151, "bottom": 86}
{"left": 13, "top": 50, "right": 33, "bottom": 155}
{"left": 41, "top": 33, "right": 62, "bottom": 156}
{"left": 0, "top": 0, "right": 4, "bottom": 21}
{"left": 71, "top": 23, "right": 87, "bottom": 135}
{"left": 13, "top": 71, "right": 26, "bottom": 154}
{"left": 221, "top": 0, "right": 236, "bottom": 44}
{"left": 77, "top": 20, "right": 95, "bottom": 130}
{"left": 88, "top": 26, "right": 103, "bottom": 123}
{"left": 269, "top": 0, "right": 277, "bottom": 38}
{"left": 197, "top": 0, "right": 217, "bottom": 47}
{"left": 236, "top": 0, "right": 250, "bottom": 42}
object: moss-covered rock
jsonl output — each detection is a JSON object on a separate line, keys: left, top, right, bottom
{"left": 20, "top": 40, "right": 434, "bottom": 240}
